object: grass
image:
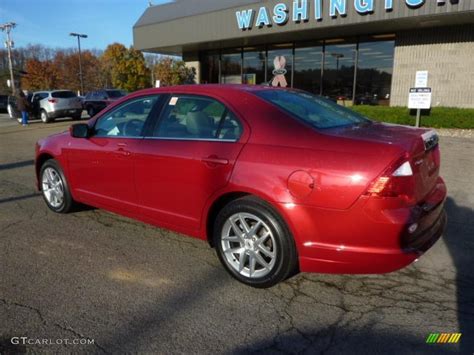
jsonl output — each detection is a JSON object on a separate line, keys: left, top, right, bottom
{"left": 350, "top": 106, "right": 474, "bottom": 129}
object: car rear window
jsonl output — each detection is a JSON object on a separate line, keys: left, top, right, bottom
{"left": 254, "top": 89, "right": 370, "bottom": 129}
{"left": 52, "top": 91, "right": 77, "bottom": 98}
{"left": 106, "top": 90, "right": 126, "bottom": 98}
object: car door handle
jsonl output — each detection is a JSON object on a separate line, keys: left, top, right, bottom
{"left": 116, "top": 143, "right": 131, "bottom": 156}
{"left": 201, "top": 155, "right": 229, "bottom": 166}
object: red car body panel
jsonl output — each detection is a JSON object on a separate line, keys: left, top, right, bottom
{"left": 35, "top": 85, "right": 447, "bottom": 275}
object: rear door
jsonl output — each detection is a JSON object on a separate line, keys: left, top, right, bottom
{"left": 134, "top": 94, "right": 247, "bottom": 233}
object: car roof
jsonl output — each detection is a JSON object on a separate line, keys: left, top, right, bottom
{"left": 128, "top": 84, "right": 289, "bottom": 100}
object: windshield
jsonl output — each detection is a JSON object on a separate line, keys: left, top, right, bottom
{"left": 106, "top": 90, "right": 126, "bottom": 98}
{"left": 254, "top": 89, "right": 370, "bottom": 129}
{"left": 52, "top": 91, "right": 77, "bottom": 99}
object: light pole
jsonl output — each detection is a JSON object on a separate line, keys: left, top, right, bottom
{"left": 1, "top": 22, "right": 17, "bottom": 94}
{"left": 70, "top": 32, "right": 88, "bottom": 95}
{"left": 331, "top": 53, "right": 345, "bottom": 71}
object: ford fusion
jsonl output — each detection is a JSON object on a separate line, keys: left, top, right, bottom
{"left": 35, "top": 85, "right": 447, "bottom": 288}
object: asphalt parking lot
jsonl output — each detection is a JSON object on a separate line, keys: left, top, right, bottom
{"left": 0, "top": 113, "right": 473, "bottom": 354}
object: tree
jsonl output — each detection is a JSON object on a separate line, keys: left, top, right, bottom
{"left": 21, "top": 58, "right": 59, "bottom": 91}
{"left": 102, "top": 43, "right": 151, "bottom": 92}
{"left": 153, "top": 57, "right": 195, "bottom": 86}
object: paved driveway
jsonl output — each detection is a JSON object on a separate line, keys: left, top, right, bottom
{"left": 0, "top": 113, "right": 473, "bottom": 354}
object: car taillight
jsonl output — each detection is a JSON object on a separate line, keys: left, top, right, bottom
{"left": 365, "top": 158, "right": 416, "bottom": 204}
{"left": 48, "top": 99, "right": 57, "bottom": 104}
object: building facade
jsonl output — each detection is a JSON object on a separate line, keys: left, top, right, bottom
{"left": 134, "top": 0, "right": 474, "bottom": 108}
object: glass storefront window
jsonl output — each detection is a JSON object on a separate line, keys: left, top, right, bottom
{"left": 356, "top": 39, "right": 395, "bottom": 106}
{"left": 221, "top": 49, "right": 242, "bottom": 84}
{"left": 294, "top": 43, "right": 323, "bottom": 95}
{"left": 267, "top": 44, "right": 293, "bottom": 88}
{"left": 201, "top": 51, "right": 219, "bottom": 84}
{"left": 323, "top": 41, "right": 357, "bottom": 102}
{"left": 243, "top": 47, "right": 266, "bottom": 85}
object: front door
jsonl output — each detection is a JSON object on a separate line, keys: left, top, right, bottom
{"left": 66, "top": 95, "right": 161, "bottom": 212}
{"left": 134, "top": 94, "right": 246, "bottom": 233}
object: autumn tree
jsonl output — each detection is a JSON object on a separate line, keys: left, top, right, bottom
{"left": 102, "top": 43, "right": 151, "bottom": 92}
{"left": 153, "top": 57, "right": 195, "bottom": 86}
{"left": 21, "top": 59, "right": 59, "bottom": 91}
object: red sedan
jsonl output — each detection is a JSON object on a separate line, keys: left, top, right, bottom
{"left": 35, "top": 85, "right": 447, "bottom": 288}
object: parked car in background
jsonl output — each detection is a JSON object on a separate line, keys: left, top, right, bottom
{"left": 7, "top": 95, "right": 21, "bottom": 121}
{"left": 30, "top": 90, "right": 83, "bottom": 123}
{"left": 35, "top": 85, "right": 446, "bottom": 288}
{"left": 83, "top": 89, "right": 127, "bottom": 117}
{"left": 0, "top": 95, "right": 8, "bottom": 112}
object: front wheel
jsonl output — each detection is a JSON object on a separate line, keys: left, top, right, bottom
{"left": 40, "top": 160, "right": 76, "bottom": 213}
{"left": 87, "top": 106, "right": 95, "bottom": 117}
{"left": 214, "top": 196, "right": 298, "bottom": 288}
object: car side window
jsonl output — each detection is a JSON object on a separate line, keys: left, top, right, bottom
{"left": 93, "top": 96, "right": 159, "bottom": 138}
{"left": 153, "top": 96, "right": 242, "bottom": 141}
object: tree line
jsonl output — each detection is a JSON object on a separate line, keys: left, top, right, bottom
{"left": 0, "top": 43, "right": 195, "bottom": 95}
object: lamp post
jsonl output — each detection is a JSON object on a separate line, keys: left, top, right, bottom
{"left": 331, "top": 53, "right": 345, "bottom": 71}
{"left": 69, "top": 32, "right": 88, "bottom": 95}
{"left": 1, "top": 22, "right": 17, "bottom": 94}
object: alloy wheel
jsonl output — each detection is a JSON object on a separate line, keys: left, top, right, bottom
{"left": 221, "top": 212, "right": 277, "bottom": 278}
{"left": 42, "top": 167, "right": 65, "bottom": 208}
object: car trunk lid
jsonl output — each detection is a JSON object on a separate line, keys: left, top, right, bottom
{"left": 324, "top": 122, "right": 440, "bottom": 203}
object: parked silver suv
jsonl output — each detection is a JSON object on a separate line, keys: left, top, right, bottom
{"left": 31, "top": 90, "right": 83, "bottom": 123}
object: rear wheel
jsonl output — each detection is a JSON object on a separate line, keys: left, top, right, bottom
{"left": 40, "top": 160, "right": 76, "bottom": 213}
{"left": 40, "top": 109, "right": 52, "bottom": 123}
{"left": 214, "top": 196, "right": 298, "bottom": 288}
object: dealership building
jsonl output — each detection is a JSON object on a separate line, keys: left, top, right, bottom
{"left": 134, "top": 0, "right": 474, "bottom": 108}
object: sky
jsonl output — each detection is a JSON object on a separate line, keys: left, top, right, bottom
{"left": 0, "top": 0, "right": 171, "bottom": 50}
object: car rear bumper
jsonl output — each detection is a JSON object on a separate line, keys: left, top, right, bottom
{"left": 278, "top": 177, "right": 447, "bottom": 274}
{"left": 48, "top": 109, "right": 83, "bottom": 118}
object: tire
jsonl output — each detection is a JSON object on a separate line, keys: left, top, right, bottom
{"left": 40, "top": 109, "right": 52, "bottom": 124}
{"left": 213, "top": 196, "right": 298, "bottom": 288}
{"left": 87, "top": 106, "right": 95, "bottom": 117}
{"left": 40, "top": 159, "right": 76, "bottom": 213}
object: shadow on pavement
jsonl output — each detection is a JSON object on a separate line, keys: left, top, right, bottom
{"left": 0, "top": 193, "right": 40, "bottom": 204}
{"left": 0, "top": 337, "right": 27, "bottom": 355}
{"left": 0, "top": 160, "right": 34, "bottom": 171}
{"left": 444, "top": 197, "right": 474, "bottom": 354}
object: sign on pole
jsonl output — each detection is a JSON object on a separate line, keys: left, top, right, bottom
{"left": 415, "top": 70, "right": 429, "bottom": 88}
{"left": 408, "top": 88, "right": 432, "bottom": 109}
{"left": 409, "top": 87, "right": 432, "bottom": 127}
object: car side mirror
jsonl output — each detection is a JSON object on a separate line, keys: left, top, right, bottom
{"left": 70, "top": 123, "right": 90, "bottom": 139}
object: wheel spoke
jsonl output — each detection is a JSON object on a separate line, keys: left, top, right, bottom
{"left": 255, "top": 231, "right": 270, "bottom": 247}
{"left": 222, "top": 235, "right": 241, "bottom": 243}
{"left": 224, "top": 247, "right": 244, "bottom": 255}
{"left": 254, "top": 252, "right": 271, "bottom": 271}
{"left": 248, "top": 220, "right": 262, "bottom": 238}
{"left": 238, "top": 250, "right": 247, "bottom": 273}
{"left": 238, "top": 214, "right": 250, "bottom": 234}
{"left": 229, "top": 218, "right": 243, "bottom": 237}
{"left": 249, "top": 253, "right": 256, "bottom": 277}
{"left": 257, "top": 244, "right": 275, "bottom": 258}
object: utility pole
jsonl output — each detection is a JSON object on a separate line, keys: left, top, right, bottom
{"left": 1, "top": 22, "right": 17, "bottom": 94}
{"left": 70, "top": 32, "right": 88, "bottom": 95}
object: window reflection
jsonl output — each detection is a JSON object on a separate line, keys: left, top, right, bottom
{"left": 323, "top": 42, "right": 357, "bottom": 103}
{"left": 294, "top": 44, "right": 323, "bottom": 95}
{"left": 201, "top": 51, "right": 219, "bottom": 84}
{"left": 221, "top": 49, "right": 242, "bottom": 84}
{"left": 356, "top": 40, "right": 395, "bottom": 106}
{"left": 201, "top": 36, "right": 395, "bottom": 106}
{"left": 243, "top": 47, "right": 266, "bottom": 85}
